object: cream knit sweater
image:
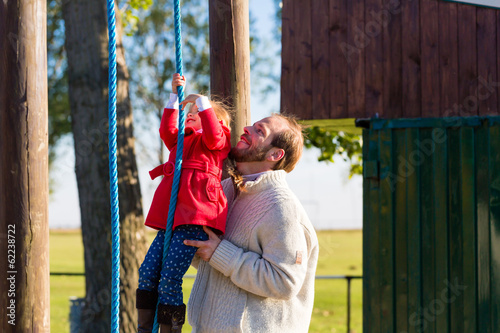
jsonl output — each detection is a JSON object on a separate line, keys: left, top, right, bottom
{"left": 188, "top": 170, "right": 319, "bottom": 333}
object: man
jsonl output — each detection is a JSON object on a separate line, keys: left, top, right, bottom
{"left": 184, "top": 114, "right": 319, "bottom": 333}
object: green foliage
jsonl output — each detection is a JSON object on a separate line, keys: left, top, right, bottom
{"left": 47, "top": 0, "right": 363, "bottom": 186}
{"left": 46, "top": 0, "right": 213, "bottom": 176}
{"left": 47, "top": 0, "right": 71, "bottom": 194}
{"left": 120, "top": 0, "right": 153, "bottom": 35}
{"left": 304, "top": 127, "right": 363, "bottom": 177}
{"left": 126, "top": 0, "right": 212, "bottom": 112}
{"left": 247, "top": 3, "right": 281, "bottom": 100}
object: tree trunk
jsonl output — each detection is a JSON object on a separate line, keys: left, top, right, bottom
{"left": 62, "top": 0, "right": 147, "bottom": 332}
{"left": 0, "top": 1, "right": 50, "bottom": 332}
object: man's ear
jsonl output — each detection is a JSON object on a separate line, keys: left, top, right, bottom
{"left": 266, "top": 147, "right": 285, "bottom": 162}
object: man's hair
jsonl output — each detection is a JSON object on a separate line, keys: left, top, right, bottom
{"left": 270, "top": 113, "right": 304, "bottom": 173}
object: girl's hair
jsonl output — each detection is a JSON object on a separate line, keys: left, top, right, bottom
{"left": 227, "top": 160, "right": 246, "bottom": 193}
{"left": 209, "top": 96, "right": 233, "bottom": 128}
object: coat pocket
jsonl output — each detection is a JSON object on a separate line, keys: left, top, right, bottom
{"left": 205, "top": 177, "right": 219, "bottom": 202}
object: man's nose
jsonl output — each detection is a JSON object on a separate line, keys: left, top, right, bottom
{"left": 243, "top": 127, "right": 250, "bottom": 134}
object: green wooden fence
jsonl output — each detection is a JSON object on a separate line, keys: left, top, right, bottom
{"left": 361, "top": 116, "right": 500, "bottom": 333}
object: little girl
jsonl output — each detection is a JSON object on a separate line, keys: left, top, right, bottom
{"left": 136, "top": 74, "right": 231, "bottom": 333}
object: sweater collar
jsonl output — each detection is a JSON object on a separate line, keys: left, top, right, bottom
{"left": 241, "top": 170, "right": 287, "bottom": 193}
{"left": 242, "top": 171, "right": 268, "bottom": 182}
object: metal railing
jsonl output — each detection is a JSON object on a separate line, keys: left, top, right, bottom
{"left": 316, "top": 275, "right": 363, "bottom": 333}
{"left": 51, "top": 272, "right": 363, "bottom": 332}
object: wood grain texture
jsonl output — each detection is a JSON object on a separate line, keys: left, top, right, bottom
{"left": 420, "top": 129, "right": 437, "bottom": 333}
{"left": 364, "top": 0, "right": 384, "bottom": 117}
{"left": 434, "top": 126, "right": 450, "bottom": 333}
{"left": 282, "top": 0, "right": 499, "bottom": 120}
{"left": 401, "top": 0, "right": 422, "bottom": 118}
{"left": 457, "top": 4, "right": 478, "bottom": 117}
{"left": 231, "top": 0, "right": 251, "bottom": 142}
{"left": 347, "top": 0, "right": 366, "bottom": 118}
{"left": 447, "top": 129, "right": 464, "bottom": 333}
{"left": 294, "top": 0, "right": 313, "bottom": 119}
{"left": 0, "top": 0, "right": 50, "bottom": 332}
{"left": 379, "top": 128, "right": 394, "bottom": 332}
{"left": 382, "top": 0, "right": 402, "bottom": 118}
{"left": 489, "top": 125, "right": 500, "bottom": 333}
{"left": 394, "top": 129, "right": 409, "bottom": 333}
{"left": 498, "top": 11, "right": 500, "bottom": 117}
{"left": 477, "top": 7, "right": 498, "bottom": 116}
{"left": 281, "top": 0, "right": 295, "bottom": 114}
{"left": 475, "top": 123, "right": 491, "bottom": 333}
{"left": 461, "top": 127, "right": 477, "bottom": 333}
{"left": 439, "top": 1, "right": 459, "bottom": 118}
{"left": 406, "top": 128, "right": 422, "bottom": 333}
{"left": 330, "top": 0, "right": 348, "bottom": 118}
{"left": 420, "top": 0, "right": 440, "bottom": 117}
{"left": 312, "top": 0, "right": 331, "bottom": 119}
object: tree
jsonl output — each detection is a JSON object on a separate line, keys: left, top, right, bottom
{"left": 47, "top": 0, "right": 71, "bottom": 191}
{"left": 125, "top": 0, "right": 211, "bottom": 166}
{"left": 61, "top": 0, "right": 147, "bottom": 331}
{"left": 48, "top": 0, "right": 265, "bottom": 168}
{"left": 304, "top": 127, "right": 363, "bottom": 177}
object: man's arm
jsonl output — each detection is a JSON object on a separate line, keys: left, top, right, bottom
{"left": 185, "top": 207, "right": 314, "bottom": 300}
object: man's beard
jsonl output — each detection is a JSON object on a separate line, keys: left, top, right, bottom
{"left": 228, "top": 143, "right": 272, "bottom": 163}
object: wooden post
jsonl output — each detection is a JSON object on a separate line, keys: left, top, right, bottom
{"left": 209, "top": 0, "right": 251, "bottom": 145}
{"left": 0, "top": 0, "right": 50, "bottom": 332}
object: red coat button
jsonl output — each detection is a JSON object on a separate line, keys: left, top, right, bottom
{"left": 208, "top": 186, "right": 214, "bottom": 192}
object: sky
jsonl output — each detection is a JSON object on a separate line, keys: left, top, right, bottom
{"left": 48, "top": 0, "right": 363, "bottom": 230}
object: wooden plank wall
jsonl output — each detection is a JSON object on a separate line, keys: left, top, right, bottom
{"left": 363, "top": 118, "right": 500, "bottom": 332}
{"left": 281, "top": 0, "right": 500, "bottom": 120}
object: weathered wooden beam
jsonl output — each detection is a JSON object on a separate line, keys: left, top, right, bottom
{"left": 0, "top": 0, "right": 50, "bottom": 332}
{"left": 209, "top": 0, "right": 251, "bottom": 145}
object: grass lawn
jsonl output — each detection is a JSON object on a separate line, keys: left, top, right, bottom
{"left": 50, "top": 229, "right": 362, "bottom": 332}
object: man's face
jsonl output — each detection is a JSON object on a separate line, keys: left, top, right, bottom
{"left": 229, "top": 116, "right": 287, "bottom": 162}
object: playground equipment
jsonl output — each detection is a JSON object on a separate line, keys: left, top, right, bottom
{"left": 107, "top": 1, "right": 250, "bottom": 331}
{"left": 0, "top": 0, "right": 250, "bottom": 331}
{"left": 0, "top": 1, "right": 50, "bottom": 332}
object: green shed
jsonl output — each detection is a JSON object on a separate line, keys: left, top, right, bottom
{"left": 360, "top": 117, "right": 500, "bottom": 332}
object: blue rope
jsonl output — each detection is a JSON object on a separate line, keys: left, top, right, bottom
{"left": 152, "top": 1, "right": 185, "bottom": 331}
{"left": 165, "top": 0, "right": 186, "bottom": 257}
{"left": 108, "top": 0, "right": 184, "bottom": 331}
{"left": 106, "top": 0, "right": 120, "bottom": 332}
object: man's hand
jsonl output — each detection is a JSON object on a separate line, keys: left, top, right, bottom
{"left": 184, "top": 226, "right": 221, "bottom": 262}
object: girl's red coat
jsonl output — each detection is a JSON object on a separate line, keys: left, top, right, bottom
{"left": 145, "top": 107, "right": 231, "bottom": 234}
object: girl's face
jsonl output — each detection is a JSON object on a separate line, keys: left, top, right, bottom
{"left": 185, "top": 104, "right": 202, "bottom": 130}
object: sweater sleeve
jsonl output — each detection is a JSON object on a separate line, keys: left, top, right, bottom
{"left": 159, "top": 94, "right": 180, "bottom": 151}
{"left": 208, "top": 201, "right": 313, "bottom": 300}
